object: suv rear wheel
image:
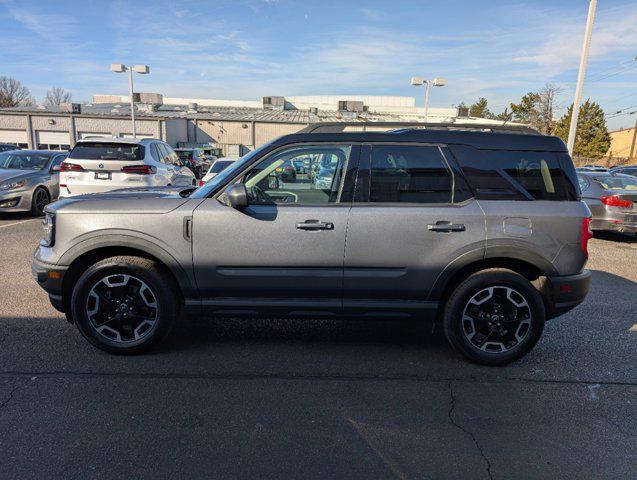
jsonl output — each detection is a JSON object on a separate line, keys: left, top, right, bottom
{"left": 70, "top": 256, "right": 179, "bottom": 354}
{"left": 443, "top": 268, "right": 545, "bottom": 366}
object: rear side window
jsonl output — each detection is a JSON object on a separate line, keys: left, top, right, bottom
{"left": 69, "top": 142, "right": 144, "bottom": 161}
{"left": 369, "top": 145, "right": 461, "bottom": 203}
{"left": 451, "top": 146, "right": 573, "bottom": 201}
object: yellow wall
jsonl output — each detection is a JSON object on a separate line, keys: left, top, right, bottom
{"left": 605, "top": 126, "right": 636, "bottom": 158}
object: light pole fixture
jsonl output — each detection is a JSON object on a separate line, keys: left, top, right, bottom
{"left": 411, "top": 76, "right": 446, "bottom": 123}
{"left": 110, "top": 63, "right": 150, "bottom": 138}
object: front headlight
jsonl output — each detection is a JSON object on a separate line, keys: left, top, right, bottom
{"left": 0, "top": 179, "right": 27, "bottom": 191}
{"left": 40, "top": 212, "right": 55, "bottom": 247}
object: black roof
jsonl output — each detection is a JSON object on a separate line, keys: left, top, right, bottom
{"left": 273, "top": 128, "right": 567, "bottom": 152}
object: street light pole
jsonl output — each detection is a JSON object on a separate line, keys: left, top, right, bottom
{"left": 411, "top": 76, "right": 446, "bottom": 123}
{"left": 424, "top": 81, "right": 431, "bottom": 123}
{"left": 110, "top": 63, "right": 150, "bottom": 139}
{"left": 567, "top": 0, "right": 597, "bottom": 156}
{"left": 128, "top": 66, "right": 136, "bottom": 137}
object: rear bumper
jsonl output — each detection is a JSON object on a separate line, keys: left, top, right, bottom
{"left": 31, "top": 257, "right": 68, "bottom": 313}
{"left": 545, "top": 270, "right": 592, "bottom": 318}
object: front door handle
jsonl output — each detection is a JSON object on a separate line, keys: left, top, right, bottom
{"left": 296, "top": 219, "right": 334, "bottom": 231}
{"left": 427, "top": 221, "right": 466, "bottom": 232}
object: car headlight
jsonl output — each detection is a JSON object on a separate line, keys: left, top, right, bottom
{"left": 0, "top": 179, "right": 26, "bottom": 191}
{"left": 40, "top": 212, "right": 55, "bottom": 247}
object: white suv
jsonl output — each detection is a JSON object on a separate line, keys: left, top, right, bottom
{"left": 59, "top": 138, "right": 196, "bottom": 197}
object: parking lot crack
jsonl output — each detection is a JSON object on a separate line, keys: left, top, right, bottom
{"left": 447, "top": 381, "right": 494, "bottom": 480}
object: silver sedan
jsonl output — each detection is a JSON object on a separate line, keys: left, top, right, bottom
{"left": 0, "top": 150, "right": 68, "bottom": 215}
{"left": 578, "top": 171, "right": 637, "bottom": 233}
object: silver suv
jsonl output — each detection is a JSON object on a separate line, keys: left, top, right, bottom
{"left": 33, "top": 124, "right": 592, "bottom": 365}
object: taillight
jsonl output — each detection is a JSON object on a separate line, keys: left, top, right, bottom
{"left": 601, "top": 195, "right": 632, "bottom": 208}
{"left": 121, "top": 165, "right": 156, "bottom": 175}
{"left": 60, "top": 162, "right": 84, "bottom": 172}
{"left": 198, "top": 179, "right": 204, "bottom": 187}
{"left": 581, "top": 217, "right": 593, "bottom": 258}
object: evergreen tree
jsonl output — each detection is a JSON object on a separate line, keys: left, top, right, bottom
{"left": 554, "top": 100, "right": 610, "bottom": 159}
{"left": 469, "top": 97, "right": 492, "bottom": 118}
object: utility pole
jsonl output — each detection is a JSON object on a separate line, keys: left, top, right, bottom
{"left": 128, "top": 66, "right": 136, "bottom": 138}
{"left": 630, "top": 117, "right": 637, "bottom": 159}
{"left": 567, "top": 0, "right": 597, "bottom": 156}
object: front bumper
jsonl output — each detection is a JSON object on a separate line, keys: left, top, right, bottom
{"left": 545, "top": 270, "right": 592, "bottom": 318}
{"left": 0, "top": 190, "right": 31, "bottom": 212}
{"left": 31, "top": 257, "right": 68, "bottom": 313}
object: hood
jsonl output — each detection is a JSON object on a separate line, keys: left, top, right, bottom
{"left": 0, "top": 169, "right": 38, "bottom": 184}
{"left": 47, "top": 186, "right": 199, "bottom": 215}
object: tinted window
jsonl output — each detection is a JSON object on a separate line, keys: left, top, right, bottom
{"left": 69, "top": 142, "right": 144, "bottom": 161}
{"left": 210, "top": 160, "right": 234, "bottom": 173}
{"left": 369, "top": 145, "right": 453, "bottom": 203}
{"left": 594, "top": 175, "right": 637, "bottom": 191}
{"left": 452, "top": 147, "right": 571, "bottom": 201}
{"left": 150, "top": 144, "right": 162, "bottom": 162}
{"left": 577, "top": 175, "right": 589, "bottom": 192}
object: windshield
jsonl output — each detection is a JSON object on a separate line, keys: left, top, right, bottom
{"left": 176, "top": 150, "right": 194, "bottom": 159}
{"left": 210, "top": 160, "right": 234, "bottom": 173}
{"left": 190, "top": 142, "right": 274, "bottom": 199}
{"left": 69, "top": 142, "right": 144, "bottom": 161}
{"left": 595, "top": 175, "right": 637, "bottom": 191}
{"left": 0, "top": 152, "right": 51, "bottom": 170}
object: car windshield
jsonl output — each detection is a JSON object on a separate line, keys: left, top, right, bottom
{"left": 210, "top": 160, "right": 233, "bottom": 173}
{"left": 0, "top": 152, "right": 50, "bottom": 170}
{"left": 176, "top": 150, "right": 194, "bottom": 159}
{"left": 190, "top": 142, "right": 274, "bottom": 199}
{"left": 595, "top": 175, "right": 637, "bottom": 191}
{"left": 69, "top": 142, "right": 144, "bottom": 161}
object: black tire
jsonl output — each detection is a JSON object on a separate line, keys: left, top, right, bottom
{"left": 70, "top": 256, "right": 179, "bottom": 354}
{"left": 443, "top": 268, "right": 545, "bottom": 366}
{"left": 31, "top": 187, "right": 50, "bottom": 216}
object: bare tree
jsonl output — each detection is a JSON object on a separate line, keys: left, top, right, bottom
{"left": 0, "top": 76, "right": 35, "bottom": 107}
{"left": 44, "top": 87, "right": 72, "bottom": 107}
{"left": 536, "top": 83, "right": 562, "bottom": 135}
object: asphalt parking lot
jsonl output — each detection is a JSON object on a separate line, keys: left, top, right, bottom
{"left": 0, "top": 213, "right": 635, "bottom": 480}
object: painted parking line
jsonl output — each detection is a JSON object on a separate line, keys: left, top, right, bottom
{"left": 0, "top": 218, "right": 40, "bottom": 229}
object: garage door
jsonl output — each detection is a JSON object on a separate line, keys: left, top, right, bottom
{"left": 36, "top": 130, "right": 69, "bottom": 144}
{"left": 0, "top": 129, "right": 28, "bottom": 145}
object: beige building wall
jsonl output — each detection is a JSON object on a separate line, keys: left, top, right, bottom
{"left": 196, "top": 120, "right": 253, "bottom": 146}
{"left": 605, "top": 126, "right": 636, "bottom": 159}
{"left": 254, "top": 122, "right": 305, "bottom": 146}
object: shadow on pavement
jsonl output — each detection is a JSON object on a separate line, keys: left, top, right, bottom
{"left": 593, "top": 230, "right": 637, "bottom": 243}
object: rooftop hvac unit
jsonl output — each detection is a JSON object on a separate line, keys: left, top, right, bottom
{"left": 457, "top": 106, "right": 470, "bottom": 117}
{"left": 59, "top": 103, "right": 82, "bottom": 114}
{"left": 188, "top": 102, "right": 198, "bottom": 112}
{"left": 338, "top": 100, "right": 364, "bottom": 113}
{"left": 138, "top": 92, "right": 163, "bottom": 105}
{"left": 309, "top": 107, "right": 318, "bottom": 114}
{"left": 262, "top": 96, "right": 285, "bottom": 110}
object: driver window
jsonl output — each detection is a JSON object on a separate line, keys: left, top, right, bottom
{"left": 243, "top": 145, "right": 351, "bottom": 205}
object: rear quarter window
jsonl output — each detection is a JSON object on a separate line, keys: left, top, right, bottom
{"left": 450, "top": 146, "right": 575, "bottom": 201}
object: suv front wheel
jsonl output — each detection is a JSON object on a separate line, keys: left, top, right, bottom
{"left": 443, "top": 268, "right": 545, "bottom": 366}
{"left": 70, "top": 256, "right": 179, "bottom": 354}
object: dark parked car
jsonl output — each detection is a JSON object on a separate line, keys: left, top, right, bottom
{"left": 0, "top": 143, "right": 19, "bottom": 152}
{"left": 609, "top": 165, "right": 637, "bottom": 177}
{"left": 33, "top": 123, "right": 591, "bottom": 365}
{"left": 578, "top": 171, "right": 637, "bottom": 233}
{"left": 174, "top": 148, "right": 211, "bottom": 178}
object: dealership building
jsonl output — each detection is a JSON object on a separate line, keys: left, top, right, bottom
{"left": 0, "top": 93, "right": 507, "bottom": 155}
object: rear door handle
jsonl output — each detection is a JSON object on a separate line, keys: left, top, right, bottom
{"left": 296, "top": 219, "right": 334, "bottom": 231}
{"left": 427, "top": 221, "right": 466, "bottom": 232}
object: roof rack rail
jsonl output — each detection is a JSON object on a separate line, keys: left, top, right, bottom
{"left": 298, "top": 122, "right": 540, "bottom": 135}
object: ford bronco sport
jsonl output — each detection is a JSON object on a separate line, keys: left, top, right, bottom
{"left": 33, "top": 123, "right": 592, "bottom": 365}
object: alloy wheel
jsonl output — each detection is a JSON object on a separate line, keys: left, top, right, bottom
{"left": 34, "top": 189, "right": 49, "bottom": 212}
{"left": 85, "top": 274, "right": 158, "bottom": 343}
{"left": 461, "top": 285, "right": 532, "bottom": 353}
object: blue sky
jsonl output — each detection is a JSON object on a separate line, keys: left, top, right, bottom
{"left": 1, "top": 0, "right": 636, "bottom": 129}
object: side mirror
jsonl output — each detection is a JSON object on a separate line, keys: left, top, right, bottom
{"left": 50, "top": 164, "right": 61, "bottom": 174}
{"left": 225, "top": 183, "right": 248, "bottom": 209}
